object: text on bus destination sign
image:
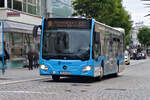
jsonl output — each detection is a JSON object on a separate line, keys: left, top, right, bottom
{"left": 48, "top": 20, "right": 90, "bottom": 28}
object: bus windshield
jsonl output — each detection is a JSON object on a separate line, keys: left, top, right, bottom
{"left": 42, "top": 28, "right": 91, "bottom": 60}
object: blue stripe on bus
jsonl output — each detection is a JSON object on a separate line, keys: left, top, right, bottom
{"left": 90, "top": 19, "right": 95, "bottom": 60}
{"left": 40, "top": 18, "right": 45, "bottom": 63}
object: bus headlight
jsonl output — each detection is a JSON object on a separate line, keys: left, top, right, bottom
{"left": 82, "top": 66, "right": 92, "bottom": 71}
{"left": 40, "top": 65, "right": 48, "bottom": 70}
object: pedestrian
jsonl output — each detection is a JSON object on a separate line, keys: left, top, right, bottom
{"left": 0, "top": 46, "right": 10, "bottom": 69}
{"left": 33, "top": 50, "right": 39, "bottom": 68}
{"left": 27, "top": 48, "right": 34, "bottom": 70}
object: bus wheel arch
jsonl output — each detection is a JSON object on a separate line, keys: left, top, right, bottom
{"left": 100, "top": 60, "right": 104, "bottom": 78}
{"left": 112, "top": 60, "right": 119, "bottom": 77}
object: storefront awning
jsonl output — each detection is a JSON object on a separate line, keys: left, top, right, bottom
{"left": 3, "top": 20, "right": 41, "bottom": 34}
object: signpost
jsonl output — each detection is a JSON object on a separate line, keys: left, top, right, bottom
{"left": 0, "top": 20, "right": 5, "bottom": 75}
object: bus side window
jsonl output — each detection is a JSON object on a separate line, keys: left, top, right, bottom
{"left": 93, "top": 32, "right": 101, "bottom": 60}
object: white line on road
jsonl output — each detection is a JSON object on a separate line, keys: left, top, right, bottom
{"left": 0, "top": 91, "right": 57, "bottom": 95}
{"left": 0, "top": 77, "right": 49, "bottom": 85}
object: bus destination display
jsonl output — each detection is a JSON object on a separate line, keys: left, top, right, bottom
{"left": 47, "top": 19, "right": 91, "bottom": 29}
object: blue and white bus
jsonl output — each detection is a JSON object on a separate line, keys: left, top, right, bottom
{"left": 33, "top": 18, "right": 125, "bottom": 81}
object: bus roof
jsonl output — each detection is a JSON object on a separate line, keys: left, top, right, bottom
{"left": 95, "top": 20, "right": 125, "bottom": 34}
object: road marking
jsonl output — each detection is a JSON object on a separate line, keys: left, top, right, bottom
{"left": 0, "top": 91, "right": 57, "bottom": 95}
{"left": 0, "top": 77, "right": 50, "bottom": 85}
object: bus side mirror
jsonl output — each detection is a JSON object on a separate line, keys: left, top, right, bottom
{"left": 33, "top": 25, "right": 41, "bottom": 38}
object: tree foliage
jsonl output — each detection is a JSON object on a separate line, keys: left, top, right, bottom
{"left": 72, "top": 0, "right": 132, "bottom": 45}
{"left": 137, "top": 27, "right": 150, "bottom": 46}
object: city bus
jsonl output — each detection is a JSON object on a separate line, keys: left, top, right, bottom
{"left": 33, "top": 18, "right": 125, "bottom": 81}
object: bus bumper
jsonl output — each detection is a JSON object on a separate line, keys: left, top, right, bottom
{"left": 39, "top": 68, "right": 94, "bottom": 77}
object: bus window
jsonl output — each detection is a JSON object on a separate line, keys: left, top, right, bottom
{"left": 55, "top": 32, "right": 69, "bottom": 53}
{"left": 93, "top": 32, "right": 100, "bottom": 60}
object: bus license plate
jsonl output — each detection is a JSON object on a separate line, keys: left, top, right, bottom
{"left": 60, "top": 72, "right": 70, "bottom": 75}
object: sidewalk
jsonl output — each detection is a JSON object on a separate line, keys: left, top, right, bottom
{"left": 0, "top": 68, "right": 48, "bottom": 84}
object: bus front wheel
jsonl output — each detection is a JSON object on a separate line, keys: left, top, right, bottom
{"left": 52, "top": 75, "right": 60, "bottom": 81}
{"left": 95, "top": 66, "right": 104, "bottom": 81}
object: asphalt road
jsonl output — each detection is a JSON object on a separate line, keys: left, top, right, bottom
{"left": 0, "top": 59, "right": 150, "bottom": 100}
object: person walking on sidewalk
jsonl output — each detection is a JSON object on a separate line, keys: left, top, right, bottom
{"left": 33, "top": 50, "right": 39, "bottom": 68}
{"left": 27, "top": 48, "right": 34, "bottom": 70}
{"left": 0, "top": 42, "right": 10, "bottom": 69}
{"left": 0, "top": 48, "right": 10, "bottom": 68}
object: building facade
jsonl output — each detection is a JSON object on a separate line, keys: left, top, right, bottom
{"left": 41, "top": 0, "right": 73, "bottom": 18}
{"left": 131, "top": 22, "right": 144, "bottom": 46}
{"left": 0, "top": 0, "right": 42, "bottom": 68}
{"left": 0, "top": 0, "right": 74, "bottom": 68}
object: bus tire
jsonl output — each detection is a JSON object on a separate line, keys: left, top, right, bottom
{"left": 95, "top": 66, "right": 104, "bottom": 81}
{"left": 52, "top": 75, "right": 60, "bottom": 81}
{"left": 99, "top": 66, "right": 104, "bottom": 80}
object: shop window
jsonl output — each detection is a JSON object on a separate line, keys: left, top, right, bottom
{"left": 13, "top": 0, "right": 22, "bottom": 11}
{"left": 10, "top": 33, "right": 23, "bottom": 58}
{"left": 0, "top": 0, "right": 4, "bottom": 7}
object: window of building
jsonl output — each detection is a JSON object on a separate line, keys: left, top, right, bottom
{"left": 7, "top": 33, "right": 23, "bottom": 58}
{"left": 7, "top": 32, "right": 35, "bottom": 59}
{"left": 28, "top": 0, "right": 36, "bottom": 4}
{"left": 36, "top": 0, "right": 40, "bottom": 15}
{"left": 6, "top": 0, "right": 40, "bottom": 15}
{"left": 0, "top": 0, "right": 4, "bottom": 7}
{"left": 27, "top": 0, "right": 37, "bottom": 14}
{"left": 8, "top": 0, "right": 12, "bottom": 8}
{"left": 23, "top": 0, "right": 27, "bottom": 12}
{"left": 13, "top": 0, "right": 22, "bottom": 11}
{"left": 28, "top": 4, "right": 36, "bottom": 14}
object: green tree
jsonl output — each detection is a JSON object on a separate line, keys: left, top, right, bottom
{"left": 137, "top": 27, "right": 150, "bottom": 46}
{"left": 72, "top": 0, "right": 132, "bottom": 46}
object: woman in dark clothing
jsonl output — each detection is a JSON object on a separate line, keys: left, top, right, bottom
{"left": 0, "top": 48, "right": 10, "bottom": 68}
{"left": 0, "top": 48, "right": 9, "bottom": 61}
{"left": 27, "top": 49, "right": 34, "bottom": 70}
{"left": 33, "top": 51, "right": 39, "bottom": 68}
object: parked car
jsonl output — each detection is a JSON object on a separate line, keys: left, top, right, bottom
{"left": 141, "top": 52, "right": 146, "bottom": 59}
{"left": 136, "top": 52, "right": 146, "bottom": 60}
{"left": 130, "top": 53, "right": 137, "bottom": 60}
{"left": 130, "top": 49, "right": 137, "bottom": 60}
{"left": 124, "top": 51, "right": 130, "bottom": 65}
{"left": 136, "top": 53, "right": 142, "bottom": 60}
